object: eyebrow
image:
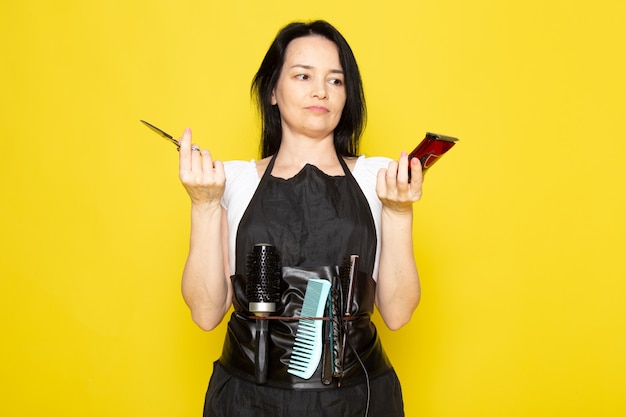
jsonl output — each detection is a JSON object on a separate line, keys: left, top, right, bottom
{"left": 289, "top": 64, "right": 344, "bottom": 74}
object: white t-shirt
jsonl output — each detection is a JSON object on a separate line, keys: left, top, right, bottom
{"left": 221, "top": 155, "right": 391, "bottom": 281}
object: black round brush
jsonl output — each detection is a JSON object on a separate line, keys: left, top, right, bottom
{"left": 246, "top": 243, "right": 281, "bottom": 384}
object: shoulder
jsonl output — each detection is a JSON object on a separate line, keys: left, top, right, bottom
{"left": 351, "top": 155, "right": 392, "bottom": 213}
{"left": 351, "top": 155, "right": 392, "bottom": 204}
{"left": 353, "top": 155, "right": 392, "bottom": 180}
{"left": 223, "top": 159, "right": 258, "bottom": 183}
{"left": 222, "top": 160, "right": 259, "bottom": 208}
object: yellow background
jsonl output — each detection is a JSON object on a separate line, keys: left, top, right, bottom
{"left": 1, "top": 0, "right": 625, "bottom": 416}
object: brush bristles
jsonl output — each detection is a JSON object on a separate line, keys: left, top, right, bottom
{"left": 246, "top": 244, "right": 281, "bottom": 312}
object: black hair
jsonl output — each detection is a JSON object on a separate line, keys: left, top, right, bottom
{"left": 251, "top": 20, "right": 366, "bottom": 158}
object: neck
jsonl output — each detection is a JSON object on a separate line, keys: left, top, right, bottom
{"left": 276, "top": 135, "right": 338, "bottom": 165}
{"left": 271, "top": 136, "right": 344, "bottom": 178}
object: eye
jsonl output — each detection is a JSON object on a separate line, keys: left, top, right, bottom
{"left": 329, "top": 78, "right": 344, "bottom": 86}
{"left": 295, "top": 74, "right": 309, "bottom": 80}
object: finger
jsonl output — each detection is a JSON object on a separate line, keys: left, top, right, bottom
{"left": 397, "top": 152, "right": 409, "bottom": 177}
{"left": 409, "top": 157, "right": 423, "bottom": 185}
{"left": 396, "top": 152, "right": 410, "bottom": 189}
{"left": 212, "top": 159, "right": 226, "bottom": 183}
{"left": 376, "top": 168, "right": 388, "bottom": 197}
{"left": 384, "top": 160, "right": 400, "bottom": 195}
{"left": 190, "top": 142, "right": 203, "bottom": 174}
{"left": 409, "top": 157, "right": 424, "bottom": 200}
{"left": 179, "top": 128, "right": 193, "bottom": 175}
{"left": 385, "top": 160, "right": 399, "bottom": 182}
{"left": 200, "top": 149, "right": 214, "bottom": 180}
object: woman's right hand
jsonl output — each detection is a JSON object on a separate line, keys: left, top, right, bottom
{"left": 178, "top": 128, "right": 226, "bottom": 207}
{"left": 179, "top": 128, "right": 231, "bottom": 331}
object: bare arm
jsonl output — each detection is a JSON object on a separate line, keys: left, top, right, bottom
{"left": 375, "top": 153, "right": 423, "bottom": 330}
{"left": 178, "top": 129, "right": 232, "bottom": 331}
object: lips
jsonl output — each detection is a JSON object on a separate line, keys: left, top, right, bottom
{"left": 305, "top": 106, "right": 330, "bottom": 113}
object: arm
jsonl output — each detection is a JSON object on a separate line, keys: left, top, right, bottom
{"left": 374, "top": 152, "right": 423, "bottom": 330}
{"left": 178, "top": 129, "right": 232, "bottom": 331}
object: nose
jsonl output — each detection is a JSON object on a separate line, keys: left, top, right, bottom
{"left": 311, "top": 78, "right": 328, "bottom": 99}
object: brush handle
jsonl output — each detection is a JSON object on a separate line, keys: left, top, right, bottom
{"left": 255, "top": 319, "right": 270, "bottom": 385}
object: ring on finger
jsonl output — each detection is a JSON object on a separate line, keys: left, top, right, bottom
{"left": 191, "top": 145, "right": 200, "bottom": 152}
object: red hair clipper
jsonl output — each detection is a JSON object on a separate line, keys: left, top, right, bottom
{"left": 408, "top": 132, "right": 459, "bottom": 178}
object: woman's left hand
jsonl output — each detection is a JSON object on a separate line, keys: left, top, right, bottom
{"left": 376, "top": 152, "right": 423, "bottom": 212}
{"left": 375, "top": 151, "right": 423, "bottom": 330}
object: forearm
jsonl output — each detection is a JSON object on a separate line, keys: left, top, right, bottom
{"left": 181, "top": 203, "right": 232, "bottom": 331}
{"left": 375, "top": 207, "right": 421, "bottom": 330}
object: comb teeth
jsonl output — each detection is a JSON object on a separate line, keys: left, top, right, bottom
{"left": 246, "top": 244, "right": 281, "bottom": 312}
{"left": 287, "top": 279, "right": 331, "bottom": 379}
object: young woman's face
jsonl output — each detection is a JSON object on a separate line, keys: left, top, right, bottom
{"left": 271, "top": 35, "right": 347, "bottom": 141}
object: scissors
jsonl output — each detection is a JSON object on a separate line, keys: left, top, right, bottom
{"left": 140, "top": 120, "right": 181, "bottom": 150}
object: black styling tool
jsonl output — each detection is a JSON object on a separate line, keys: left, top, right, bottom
{"left": 337, "top": 255, "right": 359, "bottom": 387}
{"left": 246, "top": 243, "right": 282, "bottom": 385}
{"left": 329, "top": 273, "right": 343, "bottom": 381}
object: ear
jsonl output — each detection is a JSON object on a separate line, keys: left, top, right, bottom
{"left": 271, "top": 89, "right": 277, "bottom": 105}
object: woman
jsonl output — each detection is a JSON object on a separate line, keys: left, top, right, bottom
{"left": 178, "top": 20, "right": 422, "bottom": 416}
